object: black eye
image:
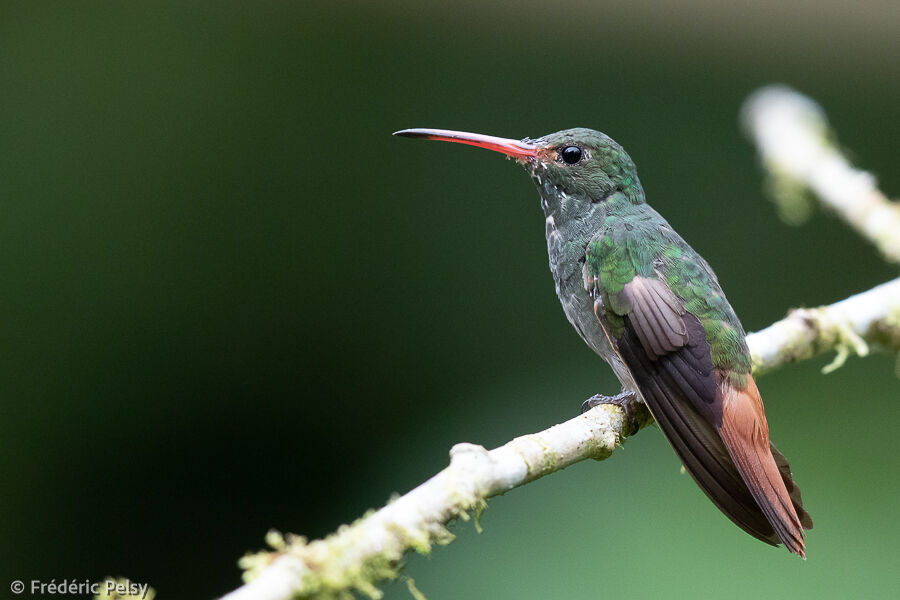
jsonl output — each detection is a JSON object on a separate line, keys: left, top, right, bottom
{"left": 561, "top": 146, "right": 583, "bottom": 164}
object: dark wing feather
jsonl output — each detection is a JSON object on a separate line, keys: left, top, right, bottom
{"left": 622, "top": 276, "right": 687, "bottom": 358}
{"left": 614, "top": 305, "right": 781, "bottom": 545}
{"left": 619, "top": 277, "right": 719, "bottom": 423}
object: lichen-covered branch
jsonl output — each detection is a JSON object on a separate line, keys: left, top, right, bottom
{"left": 748, "top": 278, "right": 900, "bottom": 375}
{"left": 741, "top": 85, "right": 900, "bottom": 263}
{"left": 220, "top": 279, "right": 900, "bottom": 600}
{"left": 222, "top": 402, "right": 652, "bottom": 600}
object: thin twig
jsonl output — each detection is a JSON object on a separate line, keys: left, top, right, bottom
{"left": 742, "top": 85, "right": 900, "bottom": 263}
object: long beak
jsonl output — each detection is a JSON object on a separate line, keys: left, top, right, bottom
{"left": 393, "top": 128, "right": 537, "bottom": 159}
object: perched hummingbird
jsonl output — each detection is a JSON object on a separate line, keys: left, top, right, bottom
{"left": 394, "top": 127, "right": 812, "bottom": 556}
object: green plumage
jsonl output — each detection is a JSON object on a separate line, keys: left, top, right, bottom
{"left": 585, "top": 194, "right": 752, "bottom": 380}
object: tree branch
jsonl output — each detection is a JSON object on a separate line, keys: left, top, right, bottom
{"left": 749, "top": 278, "right": 900, "bottom": 375}
{"left": 224, "top": 402, "right": 653, "bottom": 600}
{"left": 741, "top": 85, "right": 900, "bottom": 263}
{"left": 221, "top": 278, "right": 900, "bottom": 600}
{"left": 221, "top": 88, "right": 900, "bottom": 600}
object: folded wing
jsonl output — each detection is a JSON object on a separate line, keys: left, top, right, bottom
{"left": 604, "top": 275, "right": 810, "bottom": 554}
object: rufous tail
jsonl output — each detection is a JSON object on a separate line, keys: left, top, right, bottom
{"left": 717, "top": 373, "right": 809, "bottom": 557}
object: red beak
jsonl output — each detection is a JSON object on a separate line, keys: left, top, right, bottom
{"left": 393, "top": 128, "right": 537, "bottom": 159}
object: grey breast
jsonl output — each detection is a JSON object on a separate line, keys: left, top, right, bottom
{"left": 543, "top": 206, "right": 638, "bottom": 392}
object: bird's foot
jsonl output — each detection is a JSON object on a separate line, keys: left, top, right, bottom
{"left": 581, "top": 391, "right": 640, "bottom": 436}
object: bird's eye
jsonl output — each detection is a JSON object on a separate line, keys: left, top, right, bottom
{"left": 561, "top": 146, "right": 583, "bottom": 164}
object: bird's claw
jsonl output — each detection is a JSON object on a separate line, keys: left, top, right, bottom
{"left": 581, "top": 391, "right": 640, "bottom": 436}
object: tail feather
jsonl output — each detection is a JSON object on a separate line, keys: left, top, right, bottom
{"left": 771, "top": 442, "right": 814, "bottom": 530}
{"left": 717, "top": 374, "right": 809, "bottom": 557}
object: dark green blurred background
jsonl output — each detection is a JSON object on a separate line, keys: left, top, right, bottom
{"left": 1, "top": 2, "right": 898, "bottom": 599}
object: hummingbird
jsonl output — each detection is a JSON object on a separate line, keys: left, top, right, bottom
{"left": 394, "top": 127, "right": 812, "bottom": 556}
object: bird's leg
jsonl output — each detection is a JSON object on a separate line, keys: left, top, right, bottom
{"left": 581, "top": 390, "right": 642, "bottom": 436}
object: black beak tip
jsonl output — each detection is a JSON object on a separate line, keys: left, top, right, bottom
{"left": 392, "top": 129, "right": 419, "bottom": 138}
